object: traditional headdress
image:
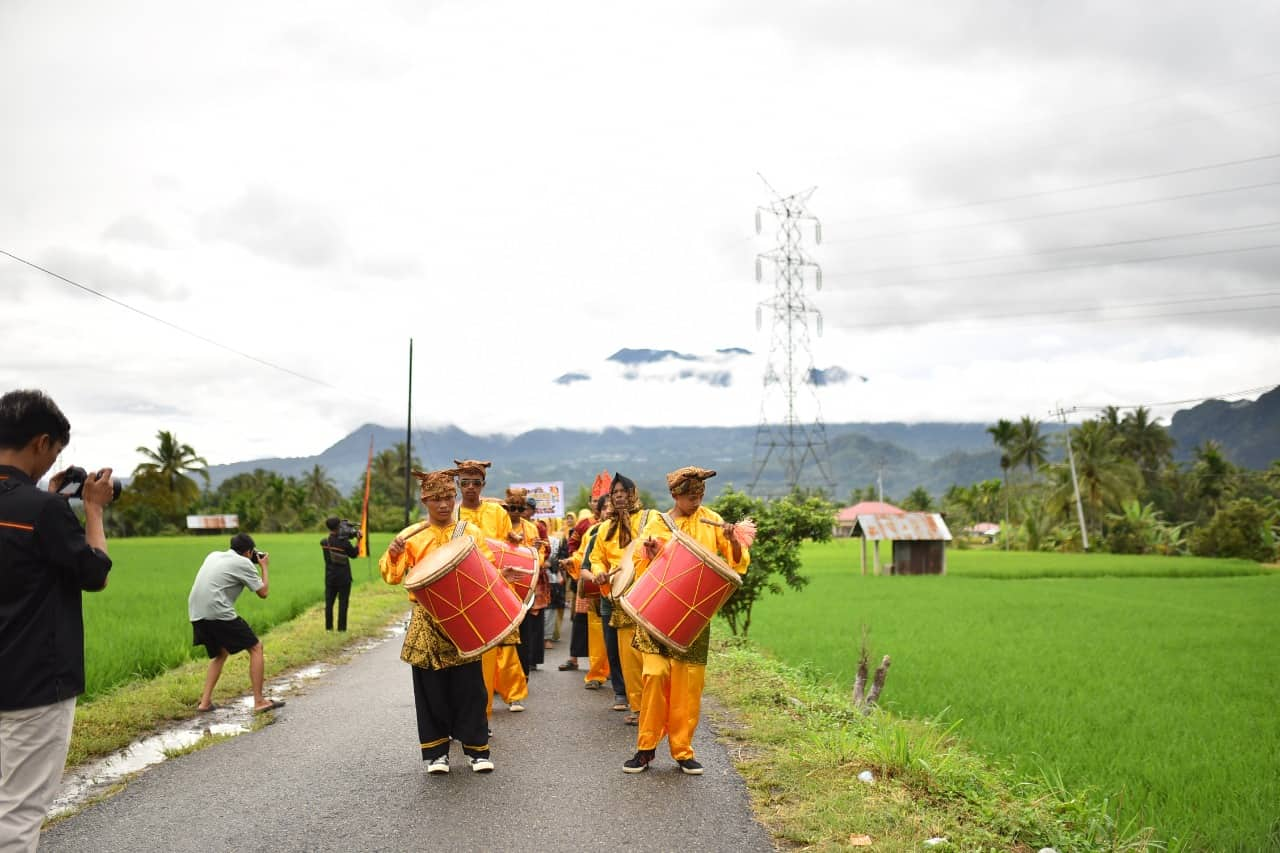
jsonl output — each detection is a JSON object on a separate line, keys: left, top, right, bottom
{"left": 503, "top": 486, "right": 529, "bottom": 511}
{"left": 590, "top": 470, "right": 612, "bottom": 500}
{"left": 412, "top": 469, "right": 459, "bottom": 501}
{"left": 453, "top": 459, "right": 492, "bottom": 478}
{"left": 666, "top": 466, "right": 717, "bottom": 496}
{"left": 610, "top": 472, "right": 636, "bottom": 493}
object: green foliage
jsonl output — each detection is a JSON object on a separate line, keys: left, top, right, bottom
{"left": 711, "top": 487, "right": 834, "bottom": 637}
{"left": 901, "top": 485, "right": 933, "bottom": 511}
{"left": 1187, "top": 497, "right": 1279, "bottom": 562}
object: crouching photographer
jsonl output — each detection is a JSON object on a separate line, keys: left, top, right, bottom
{"left": 321, "top": 516, "right": 360, "bottom": 631}
{"left": 0, "top": 389, "right": 114, "bottom": 851}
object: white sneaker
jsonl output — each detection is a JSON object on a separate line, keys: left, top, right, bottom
{"left": 427, "top": 755, "right": 450, "bottom": 774}
{"left": 469, "top": 755, "right": 494, "bottom": 773}
{"left": 508, "top": 701, "right": 525, "bottom": 712}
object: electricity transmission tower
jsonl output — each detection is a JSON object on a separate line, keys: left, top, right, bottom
{"left": 748, "top": 180, "right": 835, "bottom": 497}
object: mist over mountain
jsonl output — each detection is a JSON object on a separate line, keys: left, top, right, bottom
{"left": 206, "top": 391, "right": 1277, "bottom": 501}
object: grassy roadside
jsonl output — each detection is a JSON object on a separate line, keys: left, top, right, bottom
{"left": 704, "top": 637, "right": 1168, "bottom": 853}
{"left": 66, "top": 584, "right": 411, "bottom": 767}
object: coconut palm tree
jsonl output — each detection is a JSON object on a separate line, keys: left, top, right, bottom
{"left": 987, "top": 419, "right": 1016, "bottom": 543}
{"left": 1009, "top": 416, "right": 1049, "bottom": 477}
{"left": 303, "top": 464, "right": 341, "bottom": 510}
{"left": 1190, "top": 440, "right": 1234, "bottom": 516}
{"left": 1045, "top": 421, "right": 1142, "bottom": 539}
{"left": 133, "top": 430, "right": 210, "bottom": 506}
{"left": 1120, "top": 406, "right": 1175, "bottom": 482}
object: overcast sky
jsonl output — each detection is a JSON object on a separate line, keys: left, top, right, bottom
{"left": 3, "top": 0, "right": 1278, "bottom": 473}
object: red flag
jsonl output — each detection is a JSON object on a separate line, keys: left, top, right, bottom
{"left": 358, "top": 435, "right": 374, "bottom": 558}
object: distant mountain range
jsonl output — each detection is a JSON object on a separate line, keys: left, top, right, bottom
{"left": 1169, "top": 385, "right": 1280, "bottom": 469}
{"left": 206, "top": 389, "right": 1278, "bottom": 500}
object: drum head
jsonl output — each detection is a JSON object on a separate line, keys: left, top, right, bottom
{"left": 612, "top": 539, "right": 641, "bottom": 601}
{"left": 405, "top": 536, "right": 474, "bottom": 591}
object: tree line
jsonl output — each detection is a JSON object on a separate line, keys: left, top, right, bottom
{"left": 850, "top": 407, "right": 1279, "bottom": 562}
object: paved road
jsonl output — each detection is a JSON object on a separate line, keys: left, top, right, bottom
{"left": 42, "top": 629, "right": 775, "bottom": 852}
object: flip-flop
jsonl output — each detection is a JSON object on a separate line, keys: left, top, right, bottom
{"left": 624, "top": 713, "right": 638, "bottom": 725}
{"left": 196, "top": 704, "right": 222, "bottom": 713}
{"left": 253, "top": 699, "right": 286, "bottom": 714}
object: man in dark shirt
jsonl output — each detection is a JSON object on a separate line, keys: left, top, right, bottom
{"left": 0, "top": 389, "right": 114, "bottom": 851}
{"left": 321, "top": 516, "right": 358, "bottom": 631}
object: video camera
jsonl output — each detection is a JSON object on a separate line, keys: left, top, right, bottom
{"left": 57, "top": 466, "right": 123, "bottom": 502}
{"left": 336, "top": 519, "right": 360, "bottom": 540}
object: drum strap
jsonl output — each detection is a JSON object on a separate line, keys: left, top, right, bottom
{"left": 450, "top": 520, "right": 467, "bottom": 540}
{"left": 657, "top": 511, "right": 676, "bottom": 532}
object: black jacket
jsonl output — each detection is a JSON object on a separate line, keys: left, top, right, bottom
{"left": 0, "top": 465, "right": 112, "bottom": 710}
{"left": 321, "top": 532, "right": 359, "bottom": 585}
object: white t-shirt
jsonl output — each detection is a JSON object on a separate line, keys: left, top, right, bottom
{"left": 188, "top": 549, "right": 264, "bottom": 622}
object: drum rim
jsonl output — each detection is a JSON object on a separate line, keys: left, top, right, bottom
{"left": 666, "top": 527, "right": 743, "bottom": 587}
{"left": 404, "top": 536, "right": 474, "bottom": 590}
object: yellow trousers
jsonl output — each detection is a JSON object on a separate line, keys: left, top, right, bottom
{"left": 637, "top": 653, "right": 704, "bottom": 760}
{"left": 481, "top": 646, "right": 529, "bottom": 716}
{"left": 585, "top": 608, "right": 610, "bottom": 685}
{"left": 616, "top": 625, "right": 643, "bottom": 711}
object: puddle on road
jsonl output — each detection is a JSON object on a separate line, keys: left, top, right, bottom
{"left": 49, "top": 626, "right": 401, "bottom": 819}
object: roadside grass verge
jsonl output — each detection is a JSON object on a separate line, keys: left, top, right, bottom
{"left": 706, "top": 637, "right": 1163, "bottom": 852}
{"left": 67, "top": 583, "right": 409, "bottom": 767}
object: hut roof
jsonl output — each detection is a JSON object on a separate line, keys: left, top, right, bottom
{"left": 852, "top": 512, "right": 953, "bottom": 542}
{"left": 836, "top": 501, "right": 905, "bottom": 522}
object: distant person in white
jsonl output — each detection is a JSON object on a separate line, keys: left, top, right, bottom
{"left": 187, "top": 533, "right": 284, "bottom": 714}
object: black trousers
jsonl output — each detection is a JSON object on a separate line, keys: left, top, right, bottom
{"left": 410, "top": 661, "right": 489, "bottom": 760}
{"left": 325, "top": 580, "right": 351, "bottom": 631}
{"left": 600, "top": 599, "right": 625, "bottom": 698}
{"left": 518, "top": 609, "right": 545, "bottom": 674}
{"left": 569, "top": 611, "right": 589, "bottom": 658}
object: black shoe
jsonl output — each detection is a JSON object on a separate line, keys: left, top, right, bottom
{"left": 678, "top": 758, "right": 704, "bottom": 775}
{"left": 622, "top": 750, "right": 654, "bottom": 773}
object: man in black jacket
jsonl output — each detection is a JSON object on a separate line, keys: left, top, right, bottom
{"left": 321, "top": 516, "right": 359, "bottom": 631}
{"left": 0, "top": 389, "right": 114, "bottom": 851}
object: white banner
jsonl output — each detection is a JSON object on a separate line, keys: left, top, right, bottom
{"left": 510, "top": 481, "right": 564, "bottom": 519}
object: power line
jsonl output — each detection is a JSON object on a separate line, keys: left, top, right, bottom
{"left": 0, "top": 248, "right": 336, "bottom": 389}
{"left": 829, "top": 152, "right": 1280, "bottom": 226}
{"left": 836, "top": 220, "right": 1280, "bottom": 278}
{"left": 823, "top": 179, "right": 1280, "bottom": 246}
{"left": 1068, "top": 383, "right": 1277, "bottom": 413}
{"left": 854, "top": 241, "right": 1280, "bottom": 290}
{"left": 842, "top": 290, "right": 1280, "bottom": 330}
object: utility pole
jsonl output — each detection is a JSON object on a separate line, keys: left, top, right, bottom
{"left": 403, "top": 338, "right": 414, "bottom": 528}
{"left": 749, "top": 176, "right": 835, "bottom": 497}
{"left": 1054, "top": 404, "right": 1089, "bottom": 551}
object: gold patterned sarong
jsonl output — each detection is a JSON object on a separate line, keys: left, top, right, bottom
{"left": 401, "top": 604, "right": 480, "bottom": 670}
{"left": 631, "top": 623, "right": 711, "bottom": 666}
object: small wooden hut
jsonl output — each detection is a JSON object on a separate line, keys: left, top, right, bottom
{"left": 851, "top": 512, "right": 953, "bottom": 576}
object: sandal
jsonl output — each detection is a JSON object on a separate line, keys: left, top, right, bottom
{"left": 558, "top": 660, "right": 578, "bottom": 671}
{"left": 624, "top": 713, "right": 638, "bottom": 725}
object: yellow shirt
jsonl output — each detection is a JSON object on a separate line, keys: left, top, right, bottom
{"left": 379, "top": 519, "right": 495, "bottom": 669}
{"left": 457, "top": 499, "right": 512, "bottom": 542}
{"left": 592, "top": 509, "right": 672, "bottom": 591}
{"left": 668, "top": 505, "right": 751, "bottom": 575}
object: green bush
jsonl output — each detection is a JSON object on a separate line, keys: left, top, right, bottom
{"left": 1188, "top": 498, "right": 1278, "bottom": 562}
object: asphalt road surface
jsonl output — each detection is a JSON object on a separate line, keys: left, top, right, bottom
{"left": 41, "top": 627, "right": 775, "bottom": 852}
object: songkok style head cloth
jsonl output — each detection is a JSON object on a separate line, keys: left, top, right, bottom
{"left": 413, "top": 469, "right": 459, "bottom": 501}
{"left": 667, "top": 466, "right": 717, "bottom": 495}
{"left": 503, "top": 486, "right": 529, "bottom": 511}
{"left": 453, "top": 459, "right": 492, "bottom": 478}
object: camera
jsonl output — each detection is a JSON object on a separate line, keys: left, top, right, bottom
{"left": 57, "top": 466, "right": 123, "bottom": 502}
{"left": 336, "top": 519, "right": 360, "bottom": 540}
{"left": 250, "top": 549, "right": 268, "bottom": 565}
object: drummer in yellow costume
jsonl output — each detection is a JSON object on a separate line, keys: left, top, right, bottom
{"left": 379, "top": 469, "right": 496, "bottom": 774}
{"left": 452, "top": 459, "right": 528, "bottom": 716}
{"left": 565, "top": 497, "right": 612, "bottom": 689}
{"left": 623, "top": 467, "right": 749, "bottom": 775}
{"left": 591, "top": 472, "right": 668, "bottom": 722}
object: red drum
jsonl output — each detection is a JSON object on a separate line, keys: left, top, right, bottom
{"left": 619, "top": 529, "right": 743, "bottom": 653}
{"left": 578, "top": 574, "right": 601, "bottom": 600}
{"left": 404, "top": 536, "right": 525, "bottom": 657}
{"left": 485, "top": 538, "right": 539, "bottom": 610}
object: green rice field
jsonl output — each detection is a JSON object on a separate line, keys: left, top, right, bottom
{"left": 744, "top": 542, "right": 1280, "bottom": 851}
{"left": 81, "top": 533, "right": 389, "bottom": 701}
